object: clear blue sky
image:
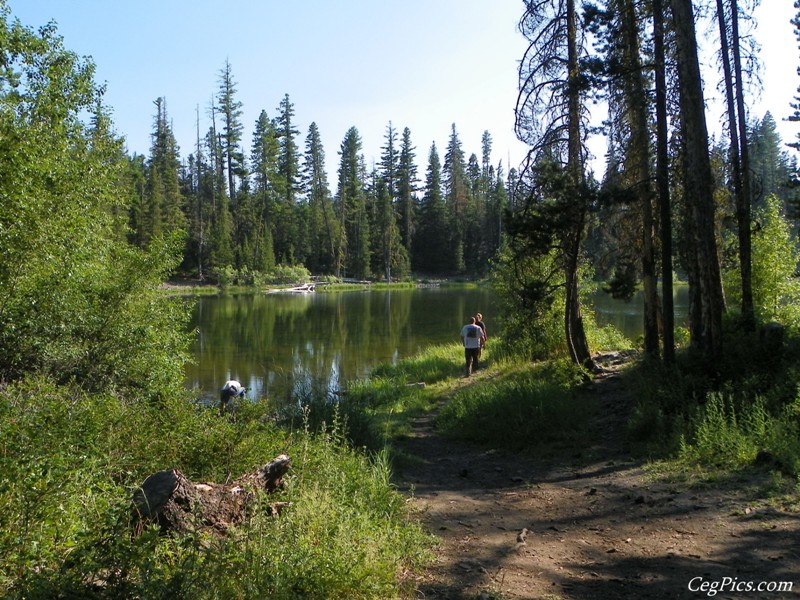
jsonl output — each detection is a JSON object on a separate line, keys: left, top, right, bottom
{"left": 8, "top": 1, "right": 799, "bottom": 179}
{"left": 9, "top": 0, "right": 530, "bottom": 175}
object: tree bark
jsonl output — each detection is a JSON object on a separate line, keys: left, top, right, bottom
{"left": 131, "top": 454, "right": 292, "bottom": 537}
{"left": 653, "top": 0, "right": 675, "bottom": 363}
{"left": 564, "top": 0, "right": 594, "bottom": 370}
{"left": 619, "top": 0, "right": 660, "bottom": 358}
{"left": 671, "top": 0, "right": 725, "bottom": 361}
{"left": 730, "top": 0, "right": 754, "bottom": 329}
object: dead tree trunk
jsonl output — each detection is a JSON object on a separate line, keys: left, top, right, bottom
{"left": 131, "top": 454, "right": 292, "bottom": 537}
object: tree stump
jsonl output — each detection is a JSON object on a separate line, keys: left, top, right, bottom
{"left": 131, "top": 454, "right": 292, "bottom": 537}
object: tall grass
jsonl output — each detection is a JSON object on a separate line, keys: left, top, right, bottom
{"left": 436, "top": 360, "right": 594, "bottom": 451}
{"left": 0, "top": 376, "right": 433, "bottom": 599}
{"left": 626, "top": 324, "right": 800, "bottom": 480}
{"left": 678, "top": 393, "right": 768, "bottom": 467}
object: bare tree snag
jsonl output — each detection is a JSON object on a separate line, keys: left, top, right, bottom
{"left": 131, "top": 454, "right": 292, "bottom": 537}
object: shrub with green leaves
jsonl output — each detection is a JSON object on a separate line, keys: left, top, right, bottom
{"left": 0, "top": 8, "right": 191, "bottom": 400}
{"left": 723, "top": 194, "right": 800, "bottom": 329}
{"left": 678, "top": 393, "right": 767, "bottom": 468}
{"left": 489, "top": 247, "right": 567, "bottom": 360}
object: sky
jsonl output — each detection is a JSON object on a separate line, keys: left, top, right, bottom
{"left": 7, "top": 1, "right": 800, "bottom": 180}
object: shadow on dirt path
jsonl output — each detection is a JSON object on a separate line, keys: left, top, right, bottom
{"left": 393, "top": 354, "right": 800, "bottom": 600}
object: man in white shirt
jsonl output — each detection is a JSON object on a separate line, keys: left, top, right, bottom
{"left": 220, "top": 379, "right": 246, "bottom": 415}
{"left": 460, "top": 317, "right": 486, "bottom": 377}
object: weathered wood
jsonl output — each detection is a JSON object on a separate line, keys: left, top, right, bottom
{"left": 131, "top": 454, "right": 292, "bottom": 536}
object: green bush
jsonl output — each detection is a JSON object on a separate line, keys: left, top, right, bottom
{"left": 266, "top": 264, "right": 312, "bottom": 285}
{"left": 489, "top": 248, "right": 567, "bottom": 360}
{"left": 723, "top": 194, "right": 800, "bottom": 329}
{"left": 678, "top": 393, "right": 766, "bottom": 468}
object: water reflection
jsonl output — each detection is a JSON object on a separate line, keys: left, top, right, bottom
{"left": 592, "top": 285, "right": 690, "bottom": 340}
{"left": 186, "top": 285, "right": 689, "bottom": 404}
{"left": 186, "top": 287, "right": 495, "bottom": 403}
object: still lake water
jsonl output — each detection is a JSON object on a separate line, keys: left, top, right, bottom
{"left": 186, "top": 287, "right": 495, "bottom": 403}
{"left": 185, "top": 286, "right": 688, "bottom": 403}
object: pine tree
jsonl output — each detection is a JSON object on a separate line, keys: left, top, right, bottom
{"left": 372, "top": 176, "right": 408, "bottom": 280}
{"left": 250, "top": 109, "right": 278, "bottom": 272}
{"left": 592, "top": 0, "right": 660, "bottom": 356}
{"left": 750, "top": 112, "right": 798, "bottom": 212}
{"left": 301, "top": 122, "right": 337, "bottom": 273}
{"left": 379, "top": 122, "right": 399, "bottom": 204}
{"left": 273, "top": 93, "right": 300, "bottom": 264}
{"left": 336, "top": 127, "right": 370, "bottom": 279}
{"left": 144, "top": 97, "right": 185, "bottom": 248}
{"left": 716, "top": 0, "right": 755, "bottom": 329}
{"left": 397, "top": 127, "right": 419, "bottom": 258}
{"left": 672, "top": 0, "right": 725, "bottom": 360}
{"left": 443, "top": 124, "right": 469, "bottom": 272}
{"left": 414, "top": 144, "right": 450, "bottom": 274}
{"left": 653, "top": 0, "right": 675, "bottom": 363}
{"left": 206, "top": 113, "right": 234, "bottom": 271}
{"left": 216, "top": 60, "right": 245, "bottom": 200}
{"left": 485, "top": 162, "right": 509, "bottom": 259}
{"left": 513, "top": 0, "right": 595, "bottom": 367}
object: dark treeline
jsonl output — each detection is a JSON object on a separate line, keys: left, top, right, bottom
{"left": 502, "top": 0, "right": 799, "bottom": 366}
{"left": 126, "top": 60, "right": 516, "bottom": 282}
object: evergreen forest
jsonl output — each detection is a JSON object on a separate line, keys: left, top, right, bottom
{"left": 128, "top": 64, "right": 514, "bottom": 284}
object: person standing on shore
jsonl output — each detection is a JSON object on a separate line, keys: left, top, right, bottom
{"left": 475, "top": 312, "right": 487, "bottom": 361}
{"left": 460, "top": 317, "right": 485, "bottom": 377}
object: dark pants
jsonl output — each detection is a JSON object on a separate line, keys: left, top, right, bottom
{"left": 464, "top": 347, "right": 480, "bottom": 375}
{"left": 219, "top": 390, "right": 238, "bottom": 415}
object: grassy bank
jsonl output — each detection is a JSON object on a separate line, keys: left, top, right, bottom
{"left": 0, "top": 377, "right": 433, "bottom": 599}
{"left": 295, "top": 340, "right": 596, "bottom": 457}
{"left": 160, "top": 277, "right": 483, "bottom": 296}
{"left": 313, "top": 326, "right": 800, "bottom": 498}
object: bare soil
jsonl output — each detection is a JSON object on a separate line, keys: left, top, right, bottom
{"left": 394, "top": 355, "right": 800, "bottom": 600}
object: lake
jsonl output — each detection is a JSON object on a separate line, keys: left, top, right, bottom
{"left": 185, "top": 285, "right": 688, "bottom": 403}
{"left": 186, "top": 286, "right": 495, "bottom": 403}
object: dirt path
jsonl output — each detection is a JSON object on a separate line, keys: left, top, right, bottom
{"left": 395, "top": 356, "right": 800, "bottom": 599}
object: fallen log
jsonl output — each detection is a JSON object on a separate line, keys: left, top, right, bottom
{"left": 131, "top": 454, "right": 291, "bottom": 537}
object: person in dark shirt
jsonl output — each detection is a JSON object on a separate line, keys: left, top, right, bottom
{"left": 475, "top": 312, "right": 487, "bottom": 362}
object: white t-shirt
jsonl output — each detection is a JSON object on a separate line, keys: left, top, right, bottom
{"left": 221, "top": 380, "right": 245, "bottom": 396}
{"left": 460, "top": 324, "right": 484, "bottom": 349}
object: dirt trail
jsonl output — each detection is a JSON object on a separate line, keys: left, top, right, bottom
{"left": 395, "top": 356, "right": 800, "bottom": 600}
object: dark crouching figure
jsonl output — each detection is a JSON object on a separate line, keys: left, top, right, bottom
{"left": 220, "top": 379, "right": 246, "bottom": 415}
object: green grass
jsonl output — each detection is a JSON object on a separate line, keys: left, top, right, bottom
{"left": 625, "top": 323, "right": 800, "bottom": 491}
{"left": 0, "top": 376, "right": 433, "bottom": 599}
{"left": 436, "top": 359, "right": 595, "bottom": 451}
